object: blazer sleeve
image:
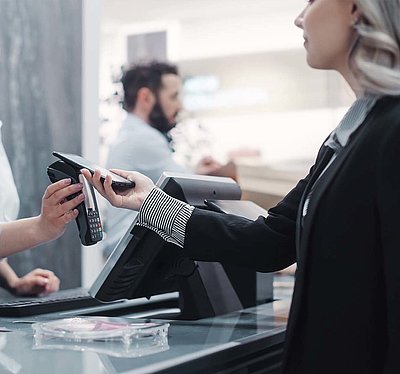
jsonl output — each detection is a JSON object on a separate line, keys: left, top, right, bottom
{"left": 376, "top": 117, "right": 400, "bottom": 372}
{"left": 182, "top": 171, "right": 311, "bottom": 272}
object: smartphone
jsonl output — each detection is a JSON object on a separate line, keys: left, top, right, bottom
{"left": 52, "top": 151, "right": 135, "bottom": 189}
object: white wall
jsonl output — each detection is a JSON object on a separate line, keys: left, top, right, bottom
{"left": 81, "top": 0, "right": 105, "bottom": 288}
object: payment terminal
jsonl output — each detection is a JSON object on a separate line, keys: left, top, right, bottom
{"left": 47, "top": 159, "right": 103, "bottom": 246}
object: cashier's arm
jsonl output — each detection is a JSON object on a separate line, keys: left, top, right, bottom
{"left": 0, "top": 179, "right": 84, "bottom": 257}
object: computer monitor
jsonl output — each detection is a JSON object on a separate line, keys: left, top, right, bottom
{"left": 90, "top": 172, "right": 246, "bottom": 320}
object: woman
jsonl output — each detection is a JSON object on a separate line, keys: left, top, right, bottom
{"left": 83, "top": 0, "right": 400, "bottom": 372}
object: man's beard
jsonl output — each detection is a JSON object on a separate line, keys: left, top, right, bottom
{"left": 148, "top": 102, "right": 177, "bottom": 134}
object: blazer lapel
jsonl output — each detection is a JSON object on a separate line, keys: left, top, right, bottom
{"left": 298, "top": 144, "right": 354, "bottom": 262}
{"left": 295, "top": 146, "right": 334, "bottom": 260}
{"left": 297, "top": 107, "right": 379, "bottom": 265}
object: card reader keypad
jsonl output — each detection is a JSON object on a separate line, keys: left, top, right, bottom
{"left": 88, "top": 209, "right": 103, "bottom": 241}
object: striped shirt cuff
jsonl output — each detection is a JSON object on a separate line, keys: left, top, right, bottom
{"left": 137, "top": 187, "right": 194, "bottom": 247}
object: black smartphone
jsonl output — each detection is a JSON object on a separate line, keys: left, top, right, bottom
{"left": 52, "top": 151, "right": 135, "bottom": 189}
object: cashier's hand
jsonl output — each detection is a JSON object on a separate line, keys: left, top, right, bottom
{"left": 11, "top": 269, "right": 60, "bottom": 296}
{"left": 37, "top": 178, "right": 84, "bottom": 242}
{"left": 81, "top": 169, "right": 154, "bottom": 211}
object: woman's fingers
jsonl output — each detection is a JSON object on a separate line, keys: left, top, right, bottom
{"left": 101, "top": 174, "right": 124, "bottom": 207}
{"left": 81, "top": 169, "right": 108, "bottom": 199}
{"left": 82, "top": 168, "right": 153, "bottom": 211}
{"left": 82, "top": 169, "right": 124, "bottom": 207}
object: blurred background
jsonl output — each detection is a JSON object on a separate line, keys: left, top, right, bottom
{"left": 99, "top": 0, "right": 354, "bottom": 166}
{"left": 0, "top": 0, "right": 355, "bottom": 288}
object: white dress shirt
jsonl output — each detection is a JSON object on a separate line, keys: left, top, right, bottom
{"left": 0, "top": 121, "right": 20, "bottom": 222}
{"left": 104, "top": 113, "right": 188, "bottom": 256}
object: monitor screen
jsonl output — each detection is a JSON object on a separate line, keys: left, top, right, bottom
{"left": 89, "top": 172, "right": 242, "bottom": 313}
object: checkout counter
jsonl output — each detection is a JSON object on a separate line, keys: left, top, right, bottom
{"left": 0, "top": 277, "right": 293, "bottom": 374}
{"left": 0, "top": 170, "right": 300, "bottom": 374}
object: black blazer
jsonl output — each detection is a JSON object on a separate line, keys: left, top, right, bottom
{"left": 183, "top": 96, "right": 400, "bottom": 374}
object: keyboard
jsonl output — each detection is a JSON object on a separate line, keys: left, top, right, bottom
{"left": 0, "top": 288, "right": 103, "bottom": 317}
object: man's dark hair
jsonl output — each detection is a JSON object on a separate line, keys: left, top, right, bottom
{"left": 121, "top": 61, "right": 179, "bottom": 111}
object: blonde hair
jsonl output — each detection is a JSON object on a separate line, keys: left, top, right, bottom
{"left": 350, "top": 0, "right": 400, "bottom": 95}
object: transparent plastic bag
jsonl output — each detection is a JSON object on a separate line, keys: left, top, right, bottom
{"left": 32, "top": 317, "right": 169, "bottom": 346}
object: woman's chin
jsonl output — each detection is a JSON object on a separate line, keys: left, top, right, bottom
{"left": 306, "top": 56, "right": 327, "bottom": 70}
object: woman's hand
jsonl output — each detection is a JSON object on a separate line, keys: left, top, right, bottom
{"left": 81, "top": 169, "right": 154, "bottom": 211}
{"left": 10, "top": 268, "right": 60, "bottom": 296}
{"left": 37, "top": 178, "right": 84, "bottom": 242}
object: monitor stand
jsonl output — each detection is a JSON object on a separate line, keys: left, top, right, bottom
{"left": 154, "top": 257, "right": 243, "bottom": 321}
{"left": 178, "top": 262, "right": 243, "bottom": 320}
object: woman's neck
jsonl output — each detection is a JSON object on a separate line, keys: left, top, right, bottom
{"left": 339, "top": 65, "right": 364, "bottom": 98}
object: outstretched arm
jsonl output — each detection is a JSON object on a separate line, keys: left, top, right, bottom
{"left": 0, "top": 178, "right": 84, "bottom": 257}
{"left": 82, "top": 167, "right": 306, "bottom": 272}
